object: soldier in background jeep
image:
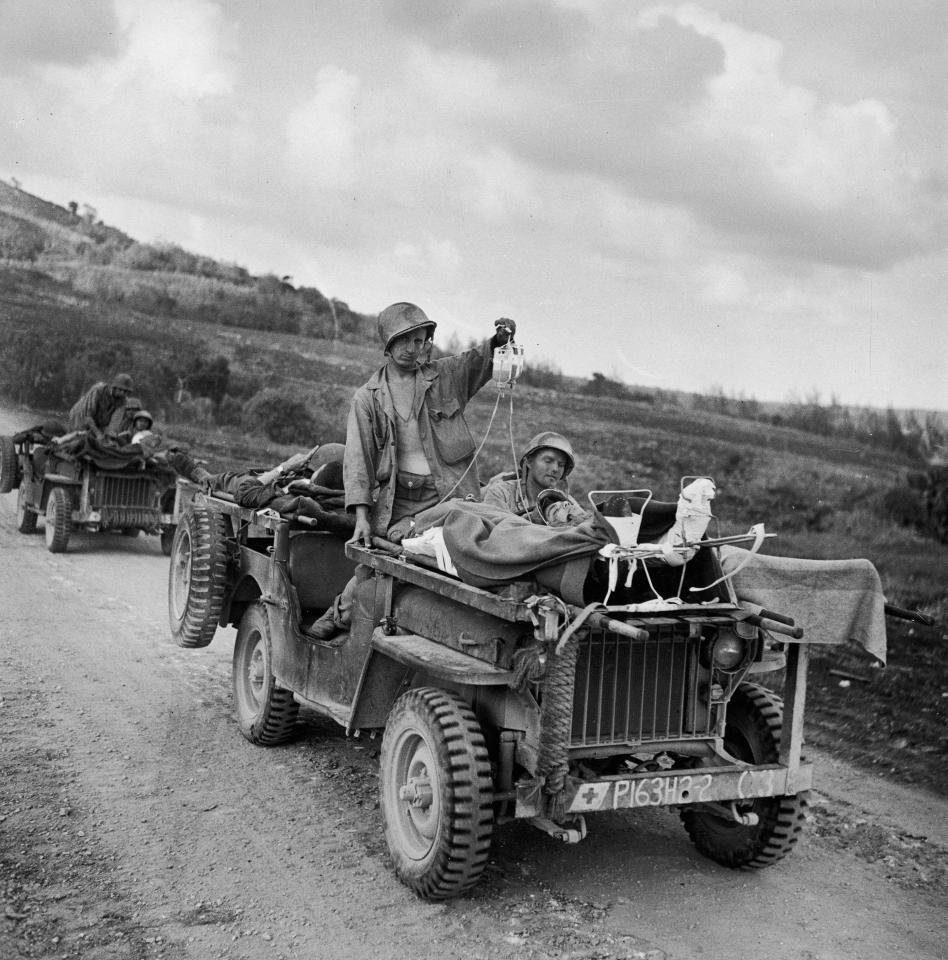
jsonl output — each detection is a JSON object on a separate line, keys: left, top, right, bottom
{"left": 68, "top": 373, "right": 135, "bottom": 437}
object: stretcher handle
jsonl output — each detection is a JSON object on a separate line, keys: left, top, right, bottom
{"left": 585, "top": 611, "right": 650, "bottom": 642}
{"left": 370, "top": 536, "right": 403, "bottom": 555}
{"left": 883, "top": 603, "right": 936, "bottom": 626}
{"left": 757, "top": 607, "right": 795, "bottom": 627}
{"left": 743, "top": 614, "right": 804, "bottom": 640}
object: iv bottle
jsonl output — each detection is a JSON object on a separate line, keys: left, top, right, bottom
{"left": 492, "top": 340, "right": 525, "bottom": 387}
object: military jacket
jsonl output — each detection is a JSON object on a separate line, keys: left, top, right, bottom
{"left": 344, "top": 338, "right": 495, "bottom": 535}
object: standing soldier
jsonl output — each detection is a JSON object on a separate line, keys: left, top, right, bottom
{"left": 309, "top": 302, "right": 516, "bottom": 641}
{"left": 345, "top": 301, "right": 516, "bottom": 546}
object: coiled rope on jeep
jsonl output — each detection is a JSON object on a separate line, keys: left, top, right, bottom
{"left": 536, "top": 629, "right": 579, "bottom": 821}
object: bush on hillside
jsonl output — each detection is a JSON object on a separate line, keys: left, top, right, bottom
{"left": 214, "top": 395, "right": 244, "bottom": 427}
{"left": 1, "top": 318, "right": 87, "bottom": 407}
{"left": 0, "top": 213, "right": 46, "bottom": 261}
{"left": 582, "top": 372, "right": 630, "bottom": 400}
{"left": 242, "top": 388, "right": 317, "bottom": 445}
{"left": 880, "top": 485, "right": 928, "bottom": 531}
{"left": 183, "top": 356, "right": 230, "bottom": 407}
{"left": 519, "top": 360, "right": 565, "bottom": 391}
{"left": 113, "top": 241, "right": 252, "bottom": 284}
{"left": 723, "top": 474, "right": 837, "bottom": 533}
{"left": 223, "top": 370, "right": 262, "bottom": 400}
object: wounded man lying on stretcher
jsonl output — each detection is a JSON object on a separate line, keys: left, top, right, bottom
{"left": 169, "top": 442, "right": 354, "bottom": 536}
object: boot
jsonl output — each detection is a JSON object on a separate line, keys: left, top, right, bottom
{"left": 306, "top": 607, "right": 340, "bottom": 641}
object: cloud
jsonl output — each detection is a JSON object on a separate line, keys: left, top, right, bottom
{"left": 392, "top": 236, "right": 462, "bottom": 275}
{"left": 401, "top": 1, "right": 944, "bottom": 272}
{"left": 662, "top": 3, "right": 947, "bottom": 268}
{"left": 111, "top": 0, "right": 236, "bottom": 98}
{"left": 460, "top": 146, "right": 542, "bottom": 223}
{"left": 286, "top": 66, "right": 361, "bottom": 188}
{"left": 383, "top": 0, "right": 589, "bottom": 59}
{"left": 0, "top": 0, "right": 118, "bottom": 70}
{"left": 0, "top": 0, "right": 241, "bottom": 206}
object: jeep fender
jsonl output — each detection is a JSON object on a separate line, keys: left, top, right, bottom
{"left": 347, "top": 629, "right": 519, "bottom": 733}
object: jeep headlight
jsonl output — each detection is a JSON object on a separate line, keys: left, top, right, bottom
{"left": 711, "top": 630, "right": 749, "bottom": 672}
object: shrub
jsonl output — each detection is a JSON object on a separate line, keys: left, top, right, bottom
{"left": 729, "top": 477, "right": 836, "bottom": 533}
{"left": 224, "top": 370, "right": 262, "bottom": 400}
{"left": 582, "top": 372, "right": 630, "bottom": 400}
{"left": 0, "top": 213, "right": 46, "bottom": 261}
{"left": 214, "top": 395, "right": 244, "bottom": 426}
{"left": 242, "top": 388, "right": 317, "bottom": 445}
{"left": 183, "top": 355, "right": 230, "bottom": 406}
{"left": 520, "top": 360, "right": 565, "bottom": 391}
{"left": 880, "top": 486, "right": 927, "bottom": 531}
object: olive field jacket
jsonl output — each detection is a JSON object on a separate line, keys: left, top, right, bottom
{"left": 344, "top": 338, "right": 496, "bottom": 535}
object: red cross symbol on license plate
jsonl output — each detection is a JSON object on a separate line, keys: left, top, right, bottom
{"left": 571, "top": 782, "right": 610, "bottom": 811}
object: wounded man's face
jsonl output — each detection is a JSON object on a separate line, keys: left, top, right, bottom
{"left": 528, "top": 449, "right": 568, "bottom": 489}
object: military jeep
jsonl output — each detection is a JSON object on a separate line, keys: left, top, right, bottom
{"left": 1, "top": 432, "right": 174, "bottom": 553}
{"left": 168, "top": 488, "right": 813, "bottom": 900}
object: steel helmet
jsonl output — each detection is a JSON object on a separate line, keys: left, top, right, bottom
{"left": 308, "top": 442, "right": 345, "bottom": 472}
{"left": 125, "top": 396, "right": 143, "bottom": 412}
{"left": 520, "top": 431, "right": 575, "bottom": 477}
{"left": 377, "top": 302, "right": 436, "bottom": 353}
{"left": 111, "top": 373, "right": 134, "bottom": 391}
{"left": 133, "top": 410, "right": 153, "bottom": 428}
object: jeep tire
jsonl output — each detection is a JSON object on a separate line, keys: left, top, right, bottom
{"left": 45, "top": 486, "right": 72, "bottom": 553}
{"left": 168, "top": 504, "right": 230, "bottom": 648}
{"left": 0, "top": 436, "right": 16, "bottom": 494}
{"left": 232, "top": 602, "right": 299, "bottom": 745}
{"left": 681, "top": 682, "right": 808, "bottom": 868}
{"left": 380, "top": 687, "right": 494, "bottom": 900}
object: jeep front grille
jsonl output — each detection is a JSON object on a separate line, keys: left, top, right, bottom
{"left": 93, "top": 474, "right": 160, "bottom": 529}
{"left": 570, "top": 625, "right": 711, "bottom": 748}
{"left": 94, "top": 474, "right": 159, "bottom": 510}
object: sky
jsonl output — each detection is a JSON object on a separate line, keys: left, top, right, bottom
{"left": 1, "top": 0, "right": 946, "bottom": 411}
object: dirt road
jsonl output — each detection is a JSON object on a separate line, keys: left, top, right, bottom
{"left": 1, "top": 406, "right": 946, "bottom": 960}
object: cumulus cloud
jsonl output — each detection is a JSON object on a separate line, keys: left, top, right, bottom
{"left": 0, "top": 0, "right": 241, "bottom": 206}
{"left": 110, "top": 0, "right": 236, "bottom": 98}
{"left": 399, "top": 1, "right": 944, "bottom": 272}
{"left": 382, "top": 0, "right": 589, "bottom": 59}
{"left": 659, "top": 4, "right": 943, "bottom": 267}
{"left": 286, "top": 66, "right": 361, "bottom": 188}
{"left": 393, "top": 236, "right": 462, "bottom": 275}
{"left": 0, "top": 0, "right": 118, "bottom": 70}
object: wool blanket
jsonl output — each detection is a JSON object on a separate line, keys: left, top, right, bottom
{"left": 438, "top": 501, "right": 618, "bottom": 604}
{"left": 721, "top": 546, "right": 887, "bottom": 663}
{"left": 48, "top": 432, "right": 152, "bottom": 472}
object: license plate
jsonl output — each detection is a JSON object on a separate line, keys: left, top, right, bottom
{"left": 564, "top": 764, "right": 811, "bottom": 814}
